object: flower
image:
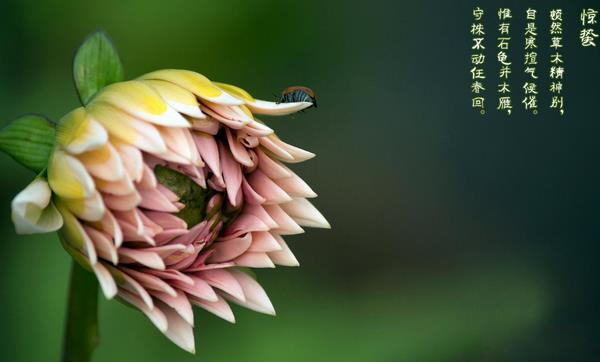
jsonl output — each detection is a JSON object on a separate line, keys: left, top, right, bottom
{"left": 11, "top": 69, "right": 329, "bottom": 353}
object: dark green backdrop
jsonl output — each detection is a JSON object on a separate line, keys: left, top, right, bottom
{"left": 0, "top": 0, "right": 598, "bottom": 361}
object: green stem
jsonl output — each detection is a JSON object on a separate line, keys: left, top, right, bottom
{"left": 62, "top": 260, "right": 99, "bottom": 362}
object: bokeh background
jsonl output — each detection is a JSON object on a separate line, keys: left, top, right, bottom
{"left": 1, "top": 0, "right": 599, "bottom": 361}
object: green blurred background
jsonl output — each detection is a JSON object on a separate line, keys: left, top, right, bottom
{"left": 0, "top": 0, "right": 598, "bottom": 361}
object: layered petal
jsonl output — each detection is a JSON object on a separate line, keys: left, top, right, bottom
{"left": 13, "top": 73, "right": 327, "bottom": 355}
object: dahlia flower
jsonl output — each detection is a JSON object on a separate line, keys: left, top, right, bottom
{"left": 2, "top": 32, "right": 328, "bottom": 357}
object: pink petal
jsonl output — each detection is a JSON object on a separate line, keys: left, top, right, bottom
{"left": 268, "top": 234, "right": 300, "bottom": 267}
{"left": 144, "top": 244, "right": 188, "bottom": 259}
{"left": 275, "top": 173, "right": 317, "bottom": 198}
{"left": 208, "top": 233, "right": 252, "bottom": 263}
{"left": 84, "top": 226, "right": 118, "bottom": 264}
{"left": 241, "top": 177, "right": 266, "bottom": 205}
{"left": 236, "top": 131, "right": 259, "bottom": 148}
{"left": 263, "top": 204, "right": 304, "bottom": 235}
{"left": 147, "top": 269, "right": 194, "bottom": 285}
{"left": 256, "top": 148, "right": 292, "bottom": 179}
{"left": 95, "top": 174, "right": 135, "bottom": 195}
{"left": 135, "top": 164, "right": 158, "bottom": 189}
{"left": 137, "top": 209, "right": 164, "bottom": 235}
{"left": 226, "top": 128, "right": 253, "bottom": 167}
{"left": 189, "top": 294, "right": 235, "bottom": 323}
{"left": 117, "top": 221, "right": 155, "bottom": 245}
{"left": 247, "top": 169, "right": 292, "bottom": 204}
{"left": 193, "top": 132, "right": 222, "bottom": 180}
{"left": 115, "top": 143, "right": 144, "bottom": 182}
{"left": 153, "top": 291, "right": 195, "bottom": 326}
{"left": 280, "top": 198, "right": 330, "bottom": 229}
{"left": 138, "top": 188, "right": 179, "bottom": 212}
{"left": 102, "top": 191, "right": 141, "bottom": 212}
{"left": 234, "top": 252, "right": 275, "bottom": 268}
{"left": 248, "top": 231, "right": 282, "bottom": 252}
{"left": 113, "top": 209, "right": 144, "bottom": 235}
{"left": 265, "top": 135, "right": 315, "bottom": 163}
{"left": 243, "top": 204, "right": 279, "bottom": 229}
{"left": 195, "top": 269, "right": 245, "bottom": 301}
{"left": 154, "top": 228, "right": 189, "bottom": 245}
{"left": 219, "top": 141, "right": 242, "bottom": 207}
{"left": 120, "top": 266, "right": 177, "bottom": 297}
{"left": 144, "top": 211, "right": 187, "bottom": 230}
{"left": 89, "top": 208, "right": 123, "bottom": 247}
{"left": 190, "top": 117, "right": 220, "bottom": 135}
{"left": 171, "top": 275, "right": 218, "bottom": 302}
{"left": 242, "top": 119, "right": 273, "bottom": 137}
{"left": 107, "top": 264, "right": 154, "bottom": 309}
{"left": 226, "top": 269, "right": 275, "bottom": 315}
{"left": 223, "top": 213, "right": 269, "bottom": 238}
{"left": 118, "top": 248, "right": 165, "bottom": 270}
{"left": 259, "top": 137, "right": 293, "bottom": 161}
{"left": 118, "top": 289, "right": 167, "bottom": 332}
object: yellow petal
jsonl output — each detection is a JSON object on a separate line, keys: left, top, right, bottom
{"left": 55, "top": 199, "right": 98, "bottom": 264}
{"left": 92, "top": 81, "right": 190, "bottom": 128}
{"left": 87, "top": 102, "right": 167, "bottom": 154}
{"left": 143, "top": 79, "right": 206, "bottom": 118}
{"left": 48, "top": 150, "right": 95, "bottom": 199}
{"left": 56, "top": 107, "right": 107, "bottom": 154}
{"left": 77, "top": 143, "right": 125, "bottom": 182}
{"left": 214, "top": 82, "right": 255, "bottom": 102}
{"left": 61, "top": 190, "right": 106, "bottom": 222}
{"left": 139, "top": 69, "right": 243, "bottom": 106}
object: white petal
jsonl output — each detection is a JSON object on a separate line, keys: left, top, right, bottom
{"left": 118, "top": 248, "right": 165, "bottom": 270}
{"left": 262, "top": 204, "right": 304, "bottom": 235}
{"left": 268, "top": 235, "right": 300, "bottom": 267}
{"left": 280, "top": 198, "right": 330, "bottom": 229}
{"left": 226, "top": 269, "right": 276, "bottom": 315}
{"left": 92, "top": 262, "right": 118, "bottom": 299}
{"left": 156, "top": 300, "right": 196, "bottom": 354}
{"left": 275, "top": 172, "right": 317, "bottom": 198}
{"left": 11, "top": 179, "right": 63, "bottom": 234}
{"left": 190, "top": 294, "right": 235, "bottom": 323}
{"left": 246, "top": 99, "right": 312, "bottom": 116}
{"left": 196, "top": 269, "right": 245, "bottom": 302}
{"left": 118, "top": 289, "right": 168, "bottom": 333}
{"left": 235, "top": 252, "right": 275, "bottom": 268}
{"left": 152, "top": 291, "right": 195, "bottom": 326}
{"left": 249, "top": 231, "right": 282, "bottom": 252}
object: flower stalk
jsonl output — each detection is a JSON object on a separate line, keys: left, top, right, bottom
{"left": 61, "top": 260, "right": 99, "bottom": 362}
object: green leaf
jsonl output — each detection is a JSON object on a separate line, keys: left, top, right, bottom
{"left": 73, "top": 31, "right": 124, "bottom": 105}
{"left": 0, "top": 115, "right": 55, "bottom": 173}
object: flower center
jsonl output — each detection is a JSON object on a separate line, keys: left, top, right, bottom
{"left": 153, "top": 164, "right": 241, "bottom": 232}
